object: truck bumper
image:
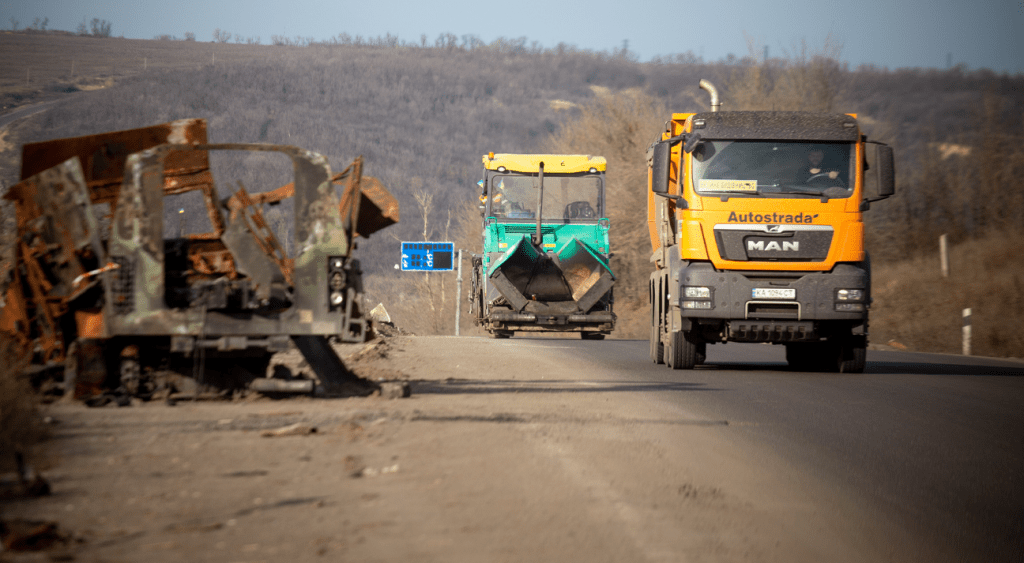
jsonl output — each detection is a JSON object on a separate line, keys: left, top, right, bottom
{"left": 485, "top": 310, "right": 615, "bottom": 334}
{"left": 675, "top": 261, "right": 868, "bottom": 342}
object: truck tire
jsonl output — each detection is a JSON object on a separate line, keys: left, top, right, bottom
{"left": 492, "top": 330, "right": 512, "bottom": 339}
{"left": 696, "top": 342, "right": 707, "bottom": 366}
{"left": 581, "top": 332, "right": 605, "bottom": 340}
{"left": 666, "top": 330, "right": 697, "bottom": 370}
{"left": 787, "top": 341, "right": 865, "bottom": 373}
{"left": 650, "top": 321, "right": 664, "bottom": 364}
{"left": 838, "top": 343, "right": 866, "bottom": 373}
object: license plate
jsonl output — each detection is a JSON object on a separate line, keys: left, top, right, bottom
{"left": 752, "top": 288, "right": 796, "bottom": 299}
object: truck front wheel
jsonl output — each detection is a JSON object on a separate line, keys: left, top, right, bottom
{"left": 786, "top": 341, "right": 865, "bottom": 373}
{"left": 666, "top": 330, "right": 698, "bottom": 370}
{"left": 837, "top": 342, "right": 866, "bottom": 373}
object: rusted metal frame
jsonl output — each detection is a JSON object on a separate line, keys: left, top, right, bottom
{"left": 96, "top": 142, "right": 339, "bottom": 334}
{"left": 84, "top": 173, "right": 223, "bottom": 240}
{"left": 19, "top": 118, "right": 209, "bottom": 180}
{"left": 17, "top": 241, "right": 65, "bottom": 363}
{"left": 345, "top": 157, "right": 363, "bottom": 244}
{"left": 231, "top": 184, "right": 293, "bottom": 286}
{"left": 19, "top": 117, "right": 212, "bottom": 229}
{"left": 227, "top": 182, "right": 295, "bottom": 213}
{"left": 163, "top": 170, "right": 225, "bottom": 239}
{"left": 185, "top": 241, "right": 238, "bottom": 278}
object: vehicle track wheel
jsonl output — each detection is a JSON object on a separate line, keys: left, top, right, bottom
{"left": 666, "top": 330, "right": 697, "bottom": 370}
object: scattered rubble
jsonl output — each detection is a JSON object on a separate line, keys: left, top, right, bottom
{"left": 259, "top": 423, "right": 318, "bottom": 438}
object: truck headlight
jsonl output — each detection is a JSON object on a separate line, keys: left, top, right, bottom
{"left": 684, "top": 286, "right": 711, "bottom": 299}
{"left": 836, "top": 289, "right": 864, "bottom": 301}
{"left": 330, "top": 291, "right": 344, "bottom": 306}
{"left": 682, "top": 286, "right": 713, "bottom": 309}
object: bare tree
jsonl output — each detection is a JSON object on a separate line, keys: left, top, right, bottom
{"left": 726, "top": 34, "right": 842, "bottom": 112}
{"left": 89, "top": 18, "right": 112, "bottom": 38}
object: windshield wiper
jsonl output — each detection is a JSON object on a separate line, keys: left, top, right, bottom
{"left": 757, "top": 184, "right": 829, "bottom": 199}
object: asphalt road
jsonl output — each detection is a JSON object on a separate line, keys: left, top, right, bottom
{"left": 0, "top": 100, "right": 55, "bottom": 130}
{"left": 528, "top": 338, "right": 1024, "bottom": 562}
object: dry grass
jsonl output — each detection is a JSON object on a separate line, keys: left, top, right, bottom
{"left": 0, "top": 32, "right": 283, "bottom": 111}
{"left": 871, "top": 229, "right": 1024, "bottom": 357}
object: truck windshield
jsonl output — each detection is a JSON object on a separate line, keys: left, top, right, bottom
{"left": 489, "top": 174, "right": 602, "bottom": 220}
{"left": 691, "top": 140, "right": 854, "bottom": 198}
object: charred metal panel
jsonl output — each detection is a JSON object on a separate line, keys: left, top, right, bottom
{"left": 220, "top": 187, "right": 288, "bottom": 303}
{"left": 290, "top": 148, "right": 349, "bottom": 321}
{"left": 5, "top": 157, "right": 105, "bottom": 298}
{"left": 19, "top": 119, "right": 224, "bottom": 237}
{"left": 20, "top": 119, "right": 208, "bottom": 186}
{"left": 107, "top": 148, "right": 167, "bottom": 320}
{"left": 338, "top": 171, "right": 400, "bottom": 238}
{"left": 2, "top": 157, "right": 107, "bottom": 362}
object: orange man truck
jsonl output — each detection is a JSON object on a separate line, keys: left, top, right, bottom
{"left": 647, "top": 80, "right": 894, "bottom": 372}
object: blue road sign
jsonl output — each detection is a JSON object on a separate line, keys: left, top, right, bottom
{"left": 401, "top": 241, "right": 454, "bottom": 271}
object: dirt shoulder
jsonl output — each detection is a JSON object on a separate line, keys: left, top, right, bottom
{"left": 2, "top": 336, "right": 918, "bottom": 562}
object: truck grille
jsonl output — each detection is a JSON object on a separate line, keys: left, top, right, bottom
{"left": 714, "top": 224, "right": 833, "bottom": 262}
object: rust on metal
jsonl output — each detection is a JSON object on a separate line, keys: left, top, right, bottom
{"left": 19, "top": 119, "right": 226, "bottom": 238}
{"left": 229, "top": 157, "right": 399, "bottom": 240}
{"left": 227, "top": 184, "right": 294, "bottom": 286}
{"left": 337, "top": 157, "right": 399, "bottom": 238}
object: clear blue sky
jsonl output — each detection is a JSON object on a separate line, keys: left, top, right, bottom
{"left": 5, "top": 0, "right": 1022, "bottom": 74}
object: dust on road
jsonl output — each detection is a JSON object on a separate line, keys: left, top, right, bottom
{"left": 3, "top": 335, "right": 919, "bottom": 562}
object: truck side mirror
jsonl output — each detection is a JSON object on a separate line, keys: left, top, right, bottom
{"left": 683, "top": 133, "right": 703, "bottom": 154}
{"left": 865, "top": 142, "right": 895, "bottom": 200}
{"left": 651, "top": 142, "right": 671, "bottom": 194}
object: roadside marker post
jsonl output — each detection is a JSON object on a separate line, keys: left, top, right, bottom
{"left": 963, "top": 308, "right": 971, "bottom": 356}
{"left": 399, "top": 242, "right": 464, "bottom": 336}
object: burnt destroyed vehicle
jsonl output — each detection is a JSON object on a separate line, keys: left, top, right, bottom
{"left": 0, "top": 119, "right": 400, "bottom": 401}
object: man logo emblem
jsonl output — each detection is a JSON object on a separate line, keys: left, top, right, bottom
{"left": 748, "top": 240, "right": 799, "bottom": 251}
